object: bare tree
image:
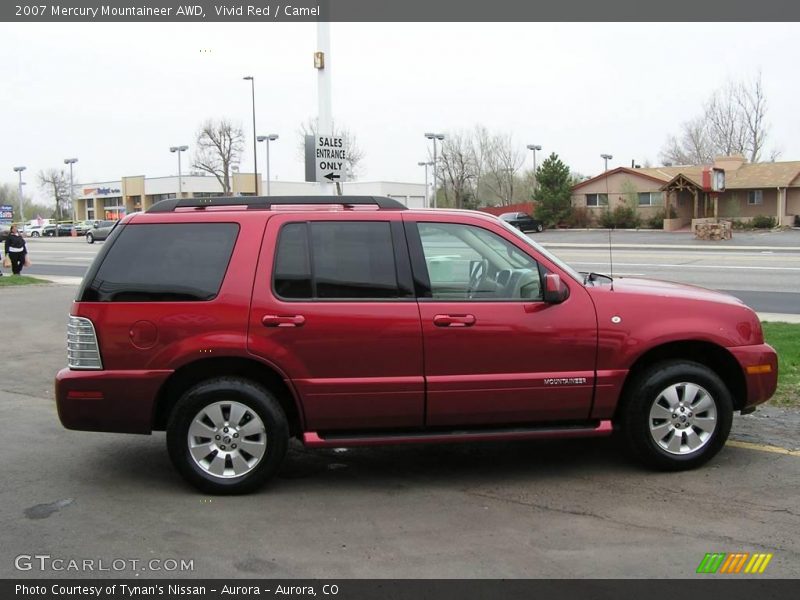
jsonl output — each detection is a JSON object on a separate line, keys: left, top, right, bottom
{"left": 482, "top": 132, "right": 524, "bottom": 205}
{"left": 37, "top": 168, "right": 71, "bottom": 219}
{"left": 297, "top": 118, "right": 365, "bottom": 180}
{"left": 661, "top": 116, "right": 714, "bottom": 165}
{"left": 660, "top": 72, "right": 775, "bottom": 165}
{"left": 438, "top": 131, "right": 477, "bottom": 209}
{"left": 192, "top": 118, "right": 245, "bottom": 195}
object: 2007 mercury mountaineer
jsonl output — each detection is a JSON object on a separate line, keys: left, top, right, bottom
{"left": 55, "top": 196, "right": 778, "bottom": 493}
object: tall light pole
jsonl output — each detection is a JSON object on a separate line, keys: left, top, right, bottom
{"left": 418, "top": 161, "right": 433, "bottom": 208}
{"left": 601, "top": 153, "right": 613, "bottom": 172}
{"left": 64, "top": 158, "right": 78, "bottom": 221}
{"left": 257, "top": 134, "right": 279, "bottom": 196}
{"left": 526, "top": 144, "right": 542, "bottom": 193}
{"left": 424, "top": 133, "right": 445, "bottom": 208}
{"left": 13, "top": 166, "right": 26, "bottom": 232}
{"left": 170, "top": 146, "right": 188, "bottom": 199}
{"left": 243, "top": 75, "right": 259, "bottom": 195}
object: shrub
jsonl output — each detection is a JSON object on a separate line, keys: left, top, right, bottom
{"left": 599, "top": 205, "right": 641, "bottom": 229}
{"left": 646, "top": 206, "right": 678, "bottom": 229}
{"left": 751, "top": 215, "right": 777, "bottom": 229}
{"left": 566, "top": 206, "right": 594, "bottom": 228}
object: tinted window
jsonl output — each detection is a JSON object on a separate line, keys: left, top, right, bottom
{"left": 83, "top": 223, "right": 238, "bottom": 302}
{"left": 273, "top": 223, "right": 312, "bottom": 299}
{"left": 273, "top": 221, "right": 402, "bottom": 300}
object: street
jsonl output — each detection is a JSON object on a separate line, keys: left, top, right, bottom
{"left": 0, "top": 282, "right": 798, "bottom": 579}
{"left": 21, "top": 228, "right": 800, "bottom": 314}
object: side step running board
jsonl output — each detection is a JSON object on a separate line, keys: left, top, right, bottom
{"left": 303, "top": 420, "right": 613, "bottom": 448}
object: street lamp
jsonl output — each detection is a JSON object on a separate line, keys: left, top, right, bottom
{"left": 13, "top": 166, "right": 26, "bottom": 232}
{"left": 424, "top": 133, "right": 445, "bottom": 208}
{"left": 526, "top": 144, "right": 542, "bottom": 193}
{"left": 256, "top": 134, "right": 279, "bottom": 196}
{"left": 243, "top": 75, "right": 259, "bottom": 195}
{"left": 63, "top": 158, "right": 78, "bottom": 222}
{"left": 170, "top": 145, "right": 188, "bottom": 199}
{"left": 418, "top": 161, "right": 433, "bottom": 208}
{"left": 601, "top": 153, "right": 613, "bottom": 172}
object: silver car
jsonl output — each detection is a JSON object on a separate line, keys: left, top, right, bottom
{"left": 85, "top": 220, "right": 117, "bottom": 244}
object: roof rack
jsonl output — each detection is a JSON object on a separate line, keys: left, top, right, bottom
{"left": 147, "top": 195, "right": 408, "bottom": 213}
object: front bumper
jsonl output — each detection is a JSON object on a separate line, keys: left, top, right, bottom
{"left": 729, "top": 343, "right": 779, "bottom": 409}
{"left": 55, "top": 368, "right": 172, "bottom": 434}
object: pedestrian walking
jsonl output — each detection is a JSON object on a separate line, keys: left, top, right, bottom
{"left": 4, "top": 225, "right": 28, "bottom": 275}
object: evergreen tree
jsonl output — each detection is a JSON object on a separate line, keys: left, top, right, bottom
{"left": 533, "top": 153, "right": 573, "bottom": 227}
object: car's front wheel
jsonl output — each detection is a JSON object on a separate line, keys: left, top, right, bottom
{"left": 167, "top": 377, "right": 289, "bottom": 494}
{"left": 86, "top": 233, "right": 94, "bottom": 244}
{"left": 31, "top": 231, "right": 40, "bottom": 238}
{"left": 619, "top": 360, "right": 733, "bottom": 470}
{"left": 535, "top": 223, "right": 544, "bottom": 233}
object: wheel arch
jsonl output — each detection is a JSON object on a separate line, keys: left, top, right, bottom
{"left": 152, "top": 357, "right": 304, "bottom": 437}
{"left": 615, "top": 340, "right": 746, "bottom": 420}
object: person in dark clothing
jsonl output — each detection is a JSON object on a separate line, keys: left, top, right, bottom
{"left": 4, "top": 225, "right": 28, "bottom": 275}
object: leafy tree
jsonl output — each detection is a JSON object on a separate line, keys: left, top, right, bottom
{"left": 192, "top": 118, "right": 245, "bottom": 195}
{"left": 533, "top": 153, "right": 573, "bottom": 227}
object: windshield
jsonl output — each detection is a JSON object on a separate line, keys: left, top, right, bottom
{"left": 497, "top": 219, "right": 584, "bottom": 284}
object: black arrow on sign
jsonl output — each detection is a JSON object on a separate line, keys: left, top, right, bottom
{"left": 324, "top": 172, "right": 340, "bottom": 181}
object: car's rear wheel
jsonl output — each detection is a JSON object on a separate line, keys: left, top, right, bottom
{"left": 620, "top": 360, "right": 732, "bottom": 470}
{"left": 535, "top": 223, "right": 544, "bottom": 233}
{"left": 167, "top": 377, "right": 289, "bottom": 494}
{"left": 86, "top": 233, "right": 94, "bottom": 244}
{"left": 32, "top": 231, "right": 40, "bottom": 238}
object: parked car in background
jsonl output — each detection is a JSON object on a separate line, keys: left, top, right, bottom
{"left": 73, "top": 221, "right": 94, "bottom": 235}
{"left": 85, "top": 220, "right": 117, "bottom": 244}
{"left": 499, "top": 212, "right": 544, "bottom": 233}
{"left": 0, "top": 224, "right": 11, "bottom": 242}
{"left": 27, "top": 225, "right": 46, "bottom": 238}
{"left": 43, "top": 223, "right": 75, "bottom": 237}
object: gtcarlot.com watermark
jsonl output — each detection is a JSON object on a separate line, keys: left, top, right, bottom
{"left": 15, "top": 554, "right": 194, "bottom": 573}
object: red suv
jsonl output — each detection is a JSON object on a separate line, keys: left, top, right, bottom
{"left": 56, "top": 196, "right": 778, "bottom": 493}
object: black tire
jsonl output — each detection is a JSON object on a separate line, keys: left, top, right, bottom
{"left": 619, "top": 360, "right": 733, "bottom": 471}
{"left": 32, "top": 231, "right": 40, "bottom": 238}
{"left": 167, "top": 377, "right": 289, "bottom": 494}
{"left": 86, "top": 233, "right": 94, "bottom": 244}
{"left": 535, "top": 223, "right": 544, "bottom": 233}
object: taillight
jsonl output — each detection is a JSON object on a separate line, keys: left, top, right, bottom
{"left": 67, "top": 316, "right": 103, "bottom": 370}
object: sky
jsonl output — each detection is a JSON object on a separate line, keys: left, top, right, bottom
{"left": 1, "top": 22, "right": 798, "bottom": 206}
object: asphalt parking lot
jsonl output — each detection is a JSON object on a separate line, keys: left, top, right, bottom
{"left": 1, "top": 284, "right": 798, "bottom": 579}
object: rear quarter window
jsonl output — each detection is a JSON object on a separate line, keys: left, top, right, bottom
{"left": 81, "top": 223, "right": 239, "bottom": 302}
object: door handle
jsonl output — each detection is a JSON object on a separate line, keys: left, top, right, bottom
{"left": 262, "top": 315, "right": 306, "bottom": 328}
{"left": 433, "top": 314, "right": 476, "bottom": 327}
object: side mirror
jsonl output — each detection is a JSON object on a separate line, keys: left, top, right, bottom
{"left": 543, "top": 273, "right": 569, "bottom": 304}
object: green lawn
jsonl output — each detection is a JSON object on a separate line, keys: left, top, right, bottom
{"left": 762, "top": 322, "right": 800, "bottom": 407}
{"left": 0, "top": 275, "right": 50, "bottom": 287}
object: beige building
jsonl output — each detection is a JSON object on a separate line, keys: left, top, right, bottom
{"left": 75, "top": 174, "right": 426, "bottom": 221}
{"left": 571, "top": 156, "right": 800, "bottom": 229}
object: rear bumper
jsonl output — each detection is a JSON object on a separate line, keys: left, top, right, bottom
{"left": 55, "top": 368, "right": 172, "bottom": 434}
{"left": 729, "top": 343, "right": 779, "bottom": 409}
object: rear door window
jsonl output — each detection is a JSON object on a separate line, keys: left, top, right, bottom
{"left": 82, "top": 223, "right": 239, "bottom": 302}
{"left": 273, "top": 221, "right": 408, "bottom": 300}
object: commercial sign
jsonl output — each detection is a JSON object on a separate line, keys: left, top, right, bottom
{"left": 82, "top": 186, "right": 122, "bottom": 197}
{"left": 0, "top": 204, "right": 13, "bottom": 224}
{"left": 304, "top": 135, "right": 346, "bottom": 183}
